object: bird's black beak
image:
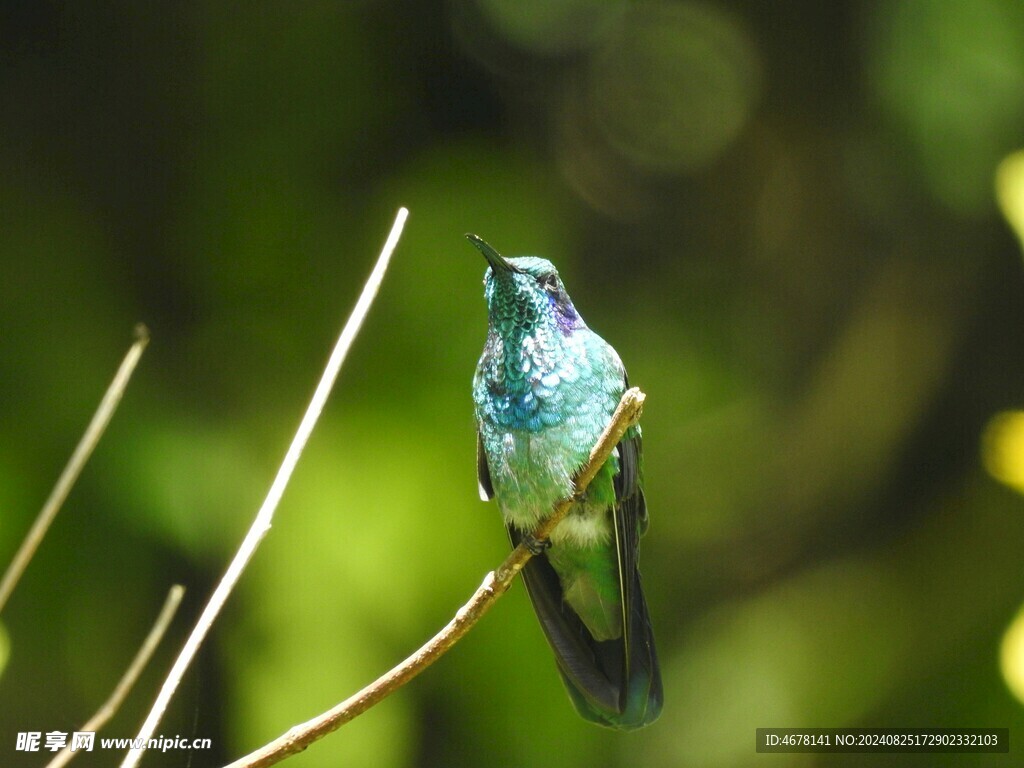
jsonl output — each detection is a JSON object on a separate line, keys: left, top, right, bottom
{"left": 466, "top": 233, "right": 523, "bottom": 274}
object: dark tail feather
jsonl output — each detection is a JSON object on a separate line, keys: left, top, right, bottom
{"left": 517, "top": 549, "right": 662, "bottom": 730}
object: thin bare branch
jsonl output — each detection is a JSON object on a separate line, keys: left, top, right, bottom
{"left": 0, "top": 325, "right": 150, "bottom": 616}
{"left": 47, "top": 585, "right": 185, "bottom": 768}
{"left": 223, "top": 387, "right": 646, "bottom": 768}
{"left": 120, "top": 207, "right": 409, "bottom": 768}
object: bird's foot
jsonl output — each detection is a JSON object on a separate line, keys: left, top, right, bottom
{"left": 521, "top": 533, "right": 551, "bottom": 556}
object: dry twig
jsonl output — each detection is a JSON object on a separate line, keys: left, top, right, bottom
{"left": 0, "top": 325, "right": 150, "bottom": 616}
{"left": 120, "top": 208, "right": 408, "bottom": 768}
{"left": 47, "top": 585, "right": 185, "bottom": 768}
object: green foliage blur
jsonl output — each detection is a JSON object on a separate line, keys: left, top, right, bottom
{"left": 2, "top": 1, "right": 1024, "bottom": 766}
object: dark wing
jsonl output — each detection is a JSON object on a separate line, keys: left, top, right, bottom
{"left": 476, "top": 431, "right": 494, "bottom": 501}
{"left": 610, "top": 426, "right": 662, "bottom": 723}
{"left": 613, "top": 427, "right": 645, "bottom": 670}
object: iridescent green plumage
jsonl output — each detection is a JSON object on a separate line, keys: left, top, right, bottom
{"left": 469, "top": 234, "right": 662, "bottom": 730}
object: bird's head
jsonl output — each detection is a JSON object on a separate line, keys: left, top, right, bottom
{"left": 466, "top": 234, "right": 586, "bottom": 337}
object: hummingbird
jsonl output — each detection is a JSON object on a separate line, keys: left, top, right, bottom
{"left": 468, "top": 234, "right": 662, "bottom": 730}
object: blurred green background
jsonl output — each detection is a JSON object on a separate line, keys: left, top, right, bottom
{"left": 3, "top": 1, "right": 1024, "bottom": 766}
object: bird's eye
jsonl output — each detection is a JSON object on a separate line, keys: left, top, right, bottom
{"left": 540, "top": 273, "right": 559, "bottom": 292}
